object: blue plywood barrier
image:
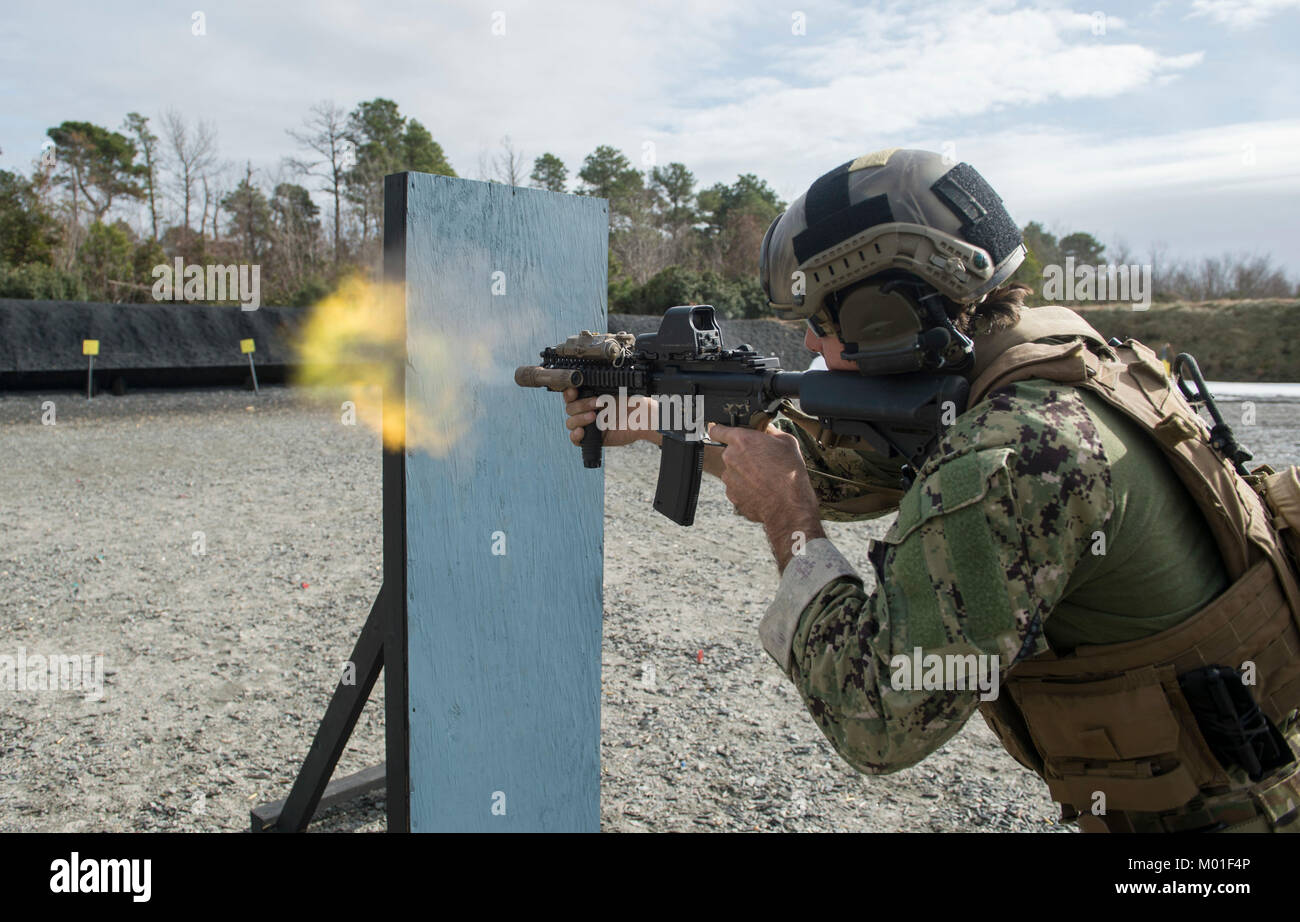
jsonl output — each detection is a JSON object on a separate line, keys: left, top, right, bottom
{"left": 394, "top": 172, "right": 607, "bottom": 831}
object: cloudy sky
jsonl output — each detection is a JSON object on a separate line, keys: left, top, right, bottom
{"left": 2, "top": 0, "right": 1298, "bottom": 273}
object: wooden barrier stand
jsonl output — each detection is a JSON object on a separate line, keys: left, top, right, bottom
{"left": 254, "top": 171, "right": 608, "bottom": 832}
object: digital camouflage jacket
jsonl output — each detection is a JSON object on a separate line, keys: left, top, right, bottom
{"left": 766, "top": 379, "right": 1227, "bottom": 774}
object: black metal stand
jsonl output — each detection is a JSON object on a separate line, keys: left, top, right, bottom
{"left": 250, "top": 587, "right": 389, "bottom": 832}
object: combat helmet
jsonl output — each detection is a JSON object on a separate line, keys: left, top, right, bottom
{"left": 759, "top": 148, "right": 1025, "bottom": 376}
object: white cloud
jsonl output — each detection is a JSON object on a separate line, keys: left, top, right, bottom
{"left": 4, "top": 0, "right": 1292, "bottom": 269}
{"left": 0, "top": 0, "right": 1207, "bottom": 190}
{"left": 634, "top": 0, "right": 1203, "bottom": 193}
{"left": 1188, "top": 0, "right": 1300, "bottom": 29}
{"left": 933, "top": 118, "right": 1300, "bottom": 272}
{"left": 966, "top": 118, "right": 1300, "bottom": 200}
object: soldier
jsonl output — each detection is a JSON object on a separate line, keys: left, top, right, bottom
{"left": 561, "top": 148, "right": 1300, "bottom": 833}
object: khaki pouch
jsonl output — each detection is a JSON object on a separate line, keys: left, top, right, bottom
{"left": 1262, "top": 466, "right": 1300, "bottom": 569}
{"left": 1009, "top": 665, "right": 1225, "bottom": 812}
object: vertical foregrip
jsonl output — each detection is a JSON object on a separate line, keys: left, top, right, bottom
{"left": 580, "top": 419, "right": 603, "bottom": 468}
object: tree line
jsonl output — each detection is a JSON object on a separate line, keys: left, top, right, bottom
{"left": 0, "top": 100, "right": 1294, "bottom": 314}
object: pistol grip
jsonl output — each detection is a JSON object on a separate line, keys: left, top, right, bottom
{"left": 653, "top": 434, "right": 703, "bottom": 526}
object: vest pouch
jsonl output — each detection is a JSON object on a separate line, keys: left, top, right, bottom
{"left": 1253, "top": 759, "right": 1300, "bottom": 830}
{"left": 1262, "top": 466, "right": 1300, "bottom": 571}
{"left": 978, "top": 696, "right": 1045, "bottom": 775}
{"left": 1008, "top": 665, "right": 1224, "bottom": 812}
{"left": 1246, "top": 711, "right": 1300, "bottom": 830}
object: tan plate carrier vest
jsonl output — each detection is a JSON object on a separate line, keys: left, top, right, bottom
{"left": 948, "top": 306, "right": 1300, "bottom": 833}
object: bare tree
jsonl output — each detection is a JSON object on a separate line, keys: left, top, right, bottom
{"left": 265, "top": 161, "right": 324, "bottom": 298}
{"left": 612, "top": 224, "right": 673, "bottom": 285}
{"left": 474, "top": 149, "right": 496, "bottom": 183}
{"left": 161, "top": 109, "right": 217, "bottom": 236}
{"left": 1149, "top": 243, "right": 1295, "bottom": 301}
{"left": 493, "top": 135, "right": 526, "bottom": 187}
{"left": 1108, "top": 236, "right": 1133, "bottom": 268}
{"left": 287, "top": 101, "right": 352, "bottom": 265}
{"left": 198, "top": 161, "right": 231, "bottom": 243}
{"left": 200, "top": 175, "right": 213, "bottom": 243}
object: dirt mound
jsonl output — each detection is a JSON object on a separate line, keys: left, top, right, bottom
{"left": 0, "top": 299, "right": 306, "bottom": 387}
{"left": 1075, "top": 299, "right": 1300, "bottom": 382}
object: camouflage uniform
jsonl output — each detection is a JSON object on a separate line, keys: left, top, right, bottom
{"left": 764, "top": 379, "right": 1228, "bottom": 774}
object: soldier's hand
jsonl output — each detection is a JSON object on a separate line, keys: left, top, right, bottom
{"left": 709, "top": 422, "right": 819, "bottom": 525}
{"left": 710, "top": 421, "right": 825, "bottom": 572}
{"left": 563, "top": 387, "right": 659, "bottom": 448}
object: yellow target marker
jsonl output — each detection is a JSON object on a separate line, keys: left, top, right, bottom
{"left": 241, "top": 339, "right": 260, "bottom": 393}
{"left": 82, "top": 339, "right": 99, "bottom": 398}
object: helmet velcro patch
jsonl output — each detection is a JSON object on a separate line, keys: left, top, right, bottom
{"left": 793, "top": 193, "right": 894, "bottom": 265}
{"left": 848, "top": 148, "right": 900, "bottom": 171}
{"left": 930, "top": 163, "right": 1022, "bottom": 266}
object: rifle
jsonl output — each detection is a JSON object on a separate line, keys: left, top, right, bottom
{"left": 515, "top": 305, "right": 968, "bottom": 526}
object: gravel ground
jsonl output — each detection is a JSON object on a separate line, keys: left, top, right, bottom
{"left": 1, "top": 385, "right": 1297, "bottom": 833}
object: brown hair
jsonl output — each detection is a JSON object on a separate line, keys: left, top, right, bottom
{"left": 946, "top": 282, "right": 1030, "bottom": 336}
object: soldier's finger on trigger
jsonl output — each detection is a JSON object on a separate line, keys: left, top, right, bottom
{"left": 725, "top": 425, "right": 754, "bottom": 447}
